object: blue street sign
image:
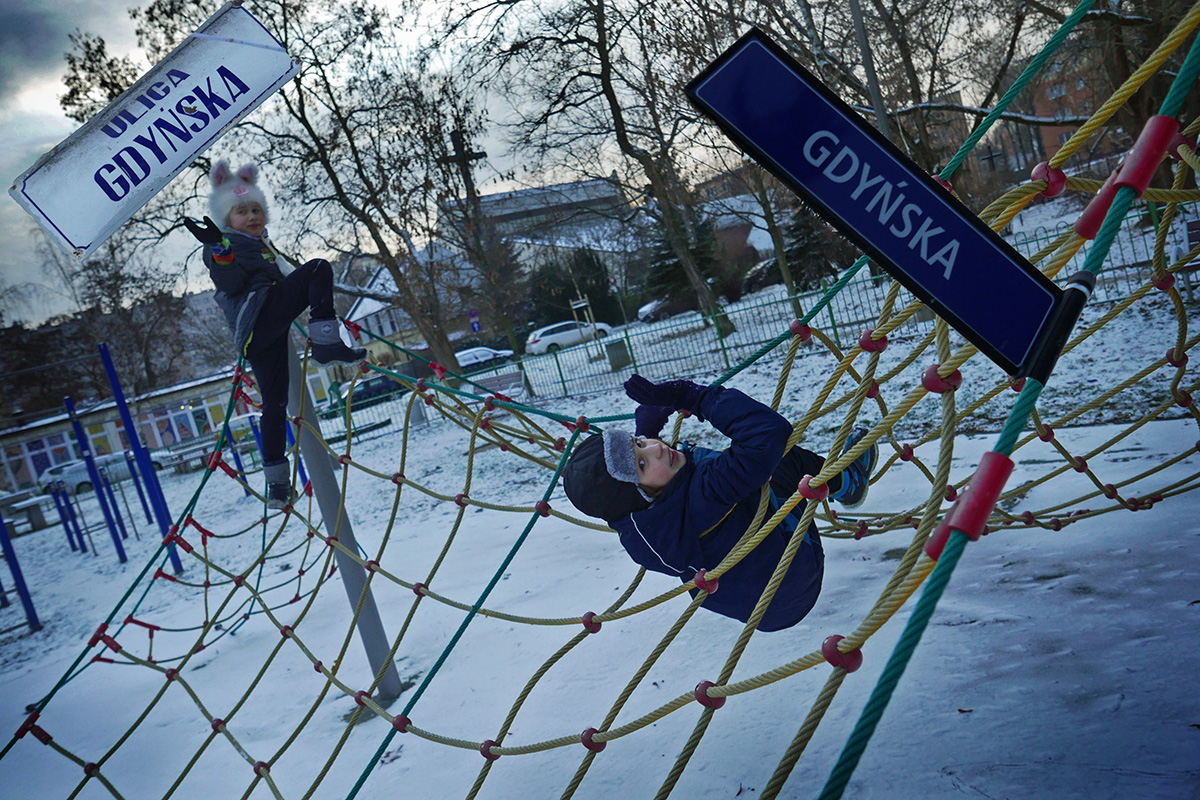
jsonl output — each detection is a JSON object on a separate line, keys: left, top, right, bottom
{"left": 470, "top": 320, "right": 482, "bottom": 333}
{"left": 686, "top": 29, "right": 1062, "bottom": 376}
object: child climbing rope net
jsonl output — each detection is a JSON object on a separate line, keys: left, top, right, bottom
{"left": 3, "top": 4, "right": 1200, "bottom": 798}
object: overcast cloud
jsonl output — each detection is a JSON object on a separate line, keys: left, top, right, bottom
{"left": 0, "top": 0, "right": 140, "bottom": 324}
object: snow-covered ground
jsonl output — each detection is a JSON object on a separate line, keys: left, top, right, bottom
{"left": 1, "top": 196, "right": 1198, "bottom": 799}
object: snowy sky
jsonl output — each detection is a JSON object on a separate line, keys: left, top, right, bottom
{"left": 0, "top": 1, "right": 143, "bottom": 323}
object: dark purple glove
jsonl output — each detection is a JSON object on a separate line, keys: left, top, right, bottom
{"left": 634, "top": 405, "right": 673, "bottom": 438}
{"left": 183, "top": 215, "right": 224, "bottom": 245}
{"left": 624, "top": 374, "right": 706, "bottom": 413}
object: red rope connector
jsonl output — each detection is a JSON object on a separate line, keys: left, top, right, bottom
{"left": 1103, "top": 483, "right": 1120, "bottom": 499}
{"left": 693, "top": 569, "right": 719, "bottom": 594}
{"left": 391, "top": 472, "right": 405, "bottom": 484}
{"left": 365, "top": 560, "right": 378, "bottom": 573}
{"left": 211, "top": 718, "right": 225, "bottom": 732}
{"left": 343, "top": 318, "right": 363, "bottom": 341}
{"left": 693, "top": 680, "right": 726, "bottom": 709}
{"left": 1010, "top": 377, "right": 1026, "bottom": 392}
{"left": 944, "top": 485, "right": 958, "bottom": 502}
{"left": 581, "top": 727, "right": 606, "bottom": 752}
{"left": 535, "top": 500, "right": 551, "bottom": 517}
{"left": 1038, "top": 425, "right": 1055, "bottom": 442}
{"left": 1074, "top": 166, "right": 1122, "bottom": 240}
{"left": 925, "top": 451, "right": 1014, "bottom": 560}
{"left": 789, "top": 320, "right": 812, "bottom": 341}
{"left": 798, "top": 475, "right": 829, "bottom": 501}
{"left": 1176, "top": 389, "right": 1193, "bottom": 408}
{"left": 1073, "top": 457, "right": 1088, "bottom": 473}
{"left": 581, "top": 611, "right": 601, "bottom": 633}
{"left": 359, "top": 361, "right": 372, "bottom": 375}
{"left": 392, "top": 715, "right": 411, "bottom": 733}
{"left": 165, "top": 668, "right": 179, "bottom": 682}
{"left": 413, "top": 582, "right": 427, "bottom": 597}
{"left": 1116, "top": 115, "right": 1179, "bottom": 197}
{"left": 858, "top": 329, "right": 888, "bottom": 352}
{"left": 1030, "top": 161, "right": 1067, "bottom": 197}
{"left": 480, "top": 740, "right": 500, "bottom": 761}
{"left": 822, "top": 635, "right": 864, "bottom": 672}
{"left": 921, "top": 364, "right": 962, "bottom": 394}
{"left": 354, "top": 690, "right": 371, "bottom": 707}
{"left": 454, "top": 493, "right": 469, "bottom": 507}
{"left": 855, "top": 520, "right": 868, "bottom": 539}
{"left": 900, "top": 444, "right": 914, "bottom": 462}
{"left": 338, "top": 454, "right": 352, "bottom": 465}
{"left": 233, "top": 575, "right": 245, "bottom": 587}
{"left": 313, "top": 660, "right": 323, "bottom": 673}
{"left": 280, "top": 626, "right": 293, "bottom": 639}
{"left": 206, "top": 451, "right": 224, "bottom": 471}
{"left": 125, "top": 616, "right": 160, "bottom": 633}
{"left": 431, "top": 363, "right": 447, "bottom": 380}
{"left": 865, "top": 380, "right": 880, "bottom": 399}
{"left": 83, "top": 762, "right": 99, "bottom": 776}
{"left": 254, "top": 761, "right": 270, "bottom": 777}
{"left": 153, "top": 568, "right": 178, "bottom": 583}
{"left": 89, "top": 623, "right": 109, "bottom": 648}
{"left": 575, "top": 416, "right": 590, "bottom": 433}
{"left": 15, "top": 712, "right": 39, "bottom": 739}
{"left": 1169, "top": 131, "right": 1198, "bottom": 160}
{"left": 1167, "top": 347, "right": 1188, "bottom": 368}
{"left": 186, "top": 516, "right": 216, "bottom": 546}
{"left": 480, "top": 417, "right": 491, "bottom": 431}
{"left": 934, "top": 176, "right": 956, "bottom": 195}
{"left": 554, "top": 437, "right": 566, "bottom": 452}
{"left": 1155, "top": 273, "right": 1176, "bottom": 292}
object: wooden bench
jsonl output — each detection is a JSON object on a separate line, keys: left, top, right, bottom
{"left": 470, "top": 370, "right": 526, "bottom": 401}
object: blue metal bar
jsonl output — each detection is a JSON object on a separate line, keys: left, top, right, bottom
{"left": 63, "top": 396, "right": 126, "bottom": 564}
{"left": 99, "top": 468, "right": 129, "bottom": 541}
{"left": 48, "top": 484, "right": 78, "bottom": 552}
{"left": 124, "top": 451, "right": 154, "bottom": 524}
{"left": 97, "top": 344, "right": 182, "bottom": 573}
{"left": 0, "top": 509, "right": 42, "bottom": 631}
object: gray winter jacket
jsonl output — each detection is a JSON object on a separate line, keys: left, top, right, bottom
{"left": 202, "top": 229, "right": 286, "bottom": 352}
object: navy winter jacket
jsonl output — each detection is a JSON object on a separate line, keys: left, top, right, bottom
{"left": 610, "top": 387, "right": 824, "bottom": 631}
{"left": 202, "top": 229, "right": 287, "bottom": 352}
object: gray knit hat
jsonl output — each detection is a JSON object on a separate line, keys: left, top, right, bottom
{"left": 209, "top": 160, "right": 268, "bottom": 227}
{"left": 562, "top": 429, "right": 652, "bottom": 523}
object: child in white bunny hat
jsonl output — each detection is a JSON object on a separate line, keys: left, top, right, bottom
{"left": 185, "top": 160, "right": 365, "bottom": 509}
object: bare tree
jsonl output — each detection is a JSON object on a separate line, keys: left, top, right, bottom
{"left": 446, "top": 0, "right": 736, "bottom": 335}
{"left": 61, "top": 0, "right": 509, "bottom": 371}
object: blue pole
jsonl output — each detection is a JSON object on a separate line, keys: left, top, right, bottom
{"left": 97, "top": 344, "right": 183, "bottom": 573}
{"left": 124, "top": 451, "right": 154, "bottom": 524}
{"left": 227, "top": 441, "right": 251, "bottom": 497}
{"left": 64, "top": 396, "right": 126, "bottom": 564}
{"left": 99, "top": 468, "right": 129, "bottom": 540}
{"left": 249, "top": 416, "right": 264, "bottom": 462}
{"left": 60, "top": 483, "right": 89, "bottom": 554}
{"left": 285, "top": 424, "right": 308, "bottom": 491}
{"left": 0, "top": 572, "right": 8, "bottom": 608}
{"left": 0, "top": 510, "right": 42, "bottom": 632}
{"left": 48, "top": 485, "right": 78, "bottom": 552}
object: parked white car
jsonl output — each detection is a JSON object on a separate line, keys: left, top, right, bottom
{"left": 37, "top": 451, "right": 164, "bottom": 495}
{"left": 525, "top": 321, "right": 613, "bottom": 354}
{"left": 454, "top": 346, "right": 514, "bottom": 372}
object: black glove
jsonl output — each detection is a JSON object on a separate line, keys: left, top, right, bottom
{"left": 634, "top": 404, "right": 673, "bottom": 438}
{"left": 183, "top": 215, "right": 224, "bottom": 245}
{"left": 624, "top": 374, "right": 706, "bottom": 413}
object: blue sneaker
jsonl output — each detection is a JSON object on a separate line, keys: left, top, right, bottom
{"left": 830, "top": 428, "right": 878, "bottom": 508}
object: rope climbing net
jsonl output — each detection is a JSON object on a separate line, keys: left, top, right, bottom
{"left": 4, "top": 2, "right": 1200, "bottom": 797}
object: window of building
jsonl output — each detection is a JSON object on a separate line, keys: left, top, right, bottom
{"left": 1075, "top": 77, "right": 1086, "bottom": 90}
{"left": 1047, "top": 83, "right": 1067, "bottom": 99}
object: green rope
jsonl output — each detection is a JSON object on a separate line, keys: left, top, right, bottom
{"left": 816, "top": 530, "right": 970, "bottom": 799}
{"left": 345, "top": 429, "right": 584, "bottom": 799}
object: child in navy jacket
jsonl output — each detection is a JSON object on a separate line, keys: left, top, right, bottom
{"left": 184, "top": 160, "right": 365, "bottom": 508}
{"left": 562, "top": 375, "right": 876, "bottom": 631}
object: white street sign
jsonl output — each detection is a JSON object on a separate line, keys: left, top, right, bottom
{"left": 8, "top": 2, "right": 298, "bottom": 261}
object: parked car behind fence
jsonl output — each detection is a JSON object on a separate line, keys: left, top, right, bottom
{"left": 525, "top": 320, "right": 612, "bottom": 354}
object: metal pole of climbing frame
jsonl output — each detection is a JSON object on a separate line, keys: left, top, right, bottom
{"left": 64, "top": 396, "right": 126, "bottom": 564}
{"left": 0, "top": 509, "right": 42, "bottom": 632}
{"left": 98, "top": 344, "right": 184, "bottom": 573}
{"left": 285, "top": 343, "right": 402, "bottom": 700}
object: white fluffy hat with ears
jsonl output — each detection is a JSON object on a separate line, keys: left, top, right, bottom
{"left": 208, "top": 160, "right": 268, "bottom": 227}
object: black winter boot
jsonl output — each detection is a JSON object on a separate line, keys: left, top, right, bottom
{"left": 310, "top": 318, "right": 366, "bottom": 365}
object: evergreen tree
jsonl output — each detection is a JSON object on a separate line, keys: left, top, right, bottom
{"left": 644, "top": 212, "right": 719, "bottom": 304}
{"left": 782, "top": 202, "right": 840, "bottom": 291}
{"left": 529, "top": 249, "right": 622, "bottom": 326}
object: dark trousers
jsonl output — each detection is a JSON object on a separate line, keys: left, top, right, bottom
{"left": 245, "top": 259, "right": 336, "bottom": 465}
{"left": 769, "top": 445, "right": 841, "bottom": 540}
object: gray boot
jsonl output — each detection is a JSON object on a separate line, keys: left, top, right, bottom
{"left": 263, "top": 460, "right": 294, "bottom": 510}
{"left": 310, "top": 318, "right": 366, "bottom": 365}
